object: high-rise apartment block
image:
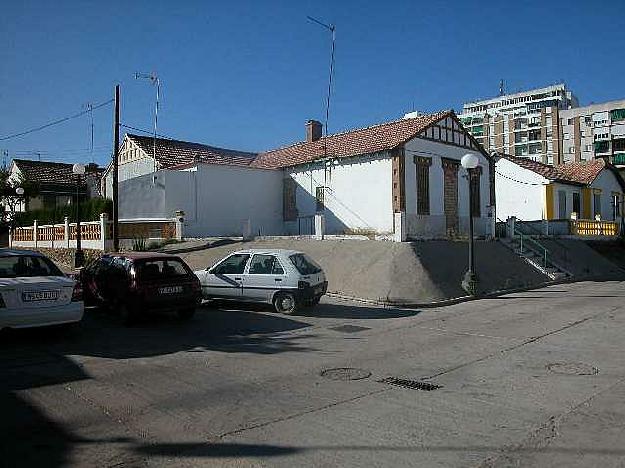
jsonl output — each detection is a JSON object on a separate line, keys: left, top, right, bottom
{"left": 459, "top": 84, "right": 625, "bottom": 168}
{"left": 459, "top": 84, "right": 578, "bottom": 165}
{"left": 559, "top": 100, "right": 625, "bottom": 166}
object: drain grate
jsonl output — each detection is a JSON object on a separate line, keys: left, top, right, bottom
{"left": 377, "top": 377, "right": 442, "bottom": 391}
{"left": 329, "top": 325, "right": 371, "bottom": 333}
{"left": 546, "top": 362, "right": 599, "bottom": 376}
{"left": 320, "top": 367, "right": 372, "bottom": 381}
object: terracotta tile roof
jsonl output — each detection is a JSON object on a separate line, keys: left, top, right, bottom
{"left": 500, "top": 154, "right": 609, "bottom": 186}
{"left": 251, "top": 110, "right": 453, "bottom": 169}
{"left": 555, "top": 159, "right": 605, "bottom": 185}
{"left": 12, "top": 159, "right": 101, "bottom": 186}
{"left": 128, "top": 134, "right": 257, "bottom": 169}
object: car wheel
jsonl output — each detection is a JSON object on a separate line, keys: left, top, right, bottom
{"left": 177, "top": 308, "right": 195, "bottom": 320}
{"left": 273, "top": 292, "right": 298, "bottom": 315}
{"left": 118, "top": 303, "right": 136, "bottom": 326}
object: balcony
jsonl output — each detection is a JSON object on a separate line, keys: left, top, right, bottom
{"left": 595, "top": 141, "right": 610, "bottom": 154}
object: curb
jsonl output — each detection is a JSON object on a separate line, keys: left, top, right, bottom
{"left": 326, "top": 274, "right": 622, "bottom": 309}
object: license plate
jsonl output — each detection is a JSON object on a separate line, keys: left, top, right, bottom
{"left": 22, "top": 290, "right": 59, "bottom": 302}
{"left": 159, "top": 286, "right": 183, "bottom": 295}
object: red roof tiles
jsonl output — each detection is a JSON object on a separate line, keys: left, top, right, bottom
{"left": 500, "top": 154, "right": 607, "bottom": 185}
{"left": 251, "top": 110, "right": 453, "bottom": 169}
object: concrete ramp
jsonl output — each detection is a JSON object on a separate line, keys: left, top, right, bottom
{"left": 178, "top": 238, "right": 573, "bottom": 304}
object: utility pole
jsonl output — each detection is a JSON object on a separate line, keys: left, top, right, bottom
{"left": 112, "top": 85, "right": 120, "bottom": 252}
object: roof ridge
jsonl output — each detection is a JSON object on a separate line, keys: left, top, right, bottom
{"left": 260, "top": 109, "right": 452, "bottom": 155}
{"left": 127, "top": 133, "right": 257, "bottom": 156}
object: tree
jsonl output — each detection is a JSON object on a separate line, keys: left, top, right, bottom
{"left": 0, "top": 167, "right": 39, "bottom": 230}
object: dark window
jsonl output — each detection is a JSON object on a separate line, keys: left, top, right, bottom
{"left": 289, "top": 254, "right": 322, "bottom": 275}
{"left": 573, "top": 192, "right": 581, "bottom": 215}
{"left": 248, "top": 255, "right": 284, "bottom": 275}
{"left": 315, "top": 186, "right": 325, "bottom": 212}
{"left": 135, "top": 259, "right": 191, "bottom": 278}
{"left": 212, "top": 254, "right": 250, "bottom": 275}
{"left": 594, "top": 193, "right": 602, "bottom": 218}
{"left": 283, "top": 178, "right": 298, "bottom": 221}
{"left": 558, "top": 191, "right": 567, "bottom": 219}
{"left": 0, "top": 255, "right": 63, "bottom": 278}
{"left": 470, "top": 169, "right": 481, "bottom": 217}
{"left": 415, "top": 157, "right": 431, "bottom": 215}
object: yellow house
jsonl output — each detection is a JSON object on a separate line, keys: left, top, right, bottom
{"left": 495, "top": 155, "right": 625, "bottom": 227}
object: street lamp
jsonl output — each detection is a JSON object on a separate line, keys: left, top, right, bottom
{"left": 15, "top": 187, "right": 24, "bottom": 196}
{"left": 461, "top": 153, "right": 479, "bottom": 295}
{"left": 73, "top": 163, "right": 86, "bottom": 268}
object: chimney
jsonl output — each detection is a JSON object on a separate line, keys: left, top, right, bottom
{"left": 306, "top": 120, "right": 323, "bottom": 142}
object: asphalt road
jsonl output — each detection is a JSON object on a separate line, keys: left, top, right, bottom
{"left": 3, "top": 281, "right": 625, "bottom": 467}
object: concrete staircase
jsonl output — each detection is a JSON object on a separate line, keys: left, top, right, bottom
{"left": 499, "top": 236, "right": 572, "bottom": 281}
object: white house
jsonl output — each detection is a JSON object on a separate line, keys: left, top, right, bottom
{"left": 104, "top": 110, "right": 495, "bottom": 240}
{"left": 495, "top": 154, "right": 625, "bottom": 222}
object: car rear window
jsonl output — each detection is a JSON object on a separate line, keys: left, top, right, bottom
{"left": 134, "top": 259, "right": 191, "bottom": 279}
{"left": 0, "top": 255, "right": 64, "bottom": 278}
{"left": 289, "top": 254, "right": 322, "bottom": 275}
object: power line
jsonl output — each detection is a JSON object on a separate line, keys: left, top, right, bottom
{"left": 0, "top": 98, "right": 114, "bottom": 141}
{"left": 120, "top": 124, "right": 175, "bottom": 140}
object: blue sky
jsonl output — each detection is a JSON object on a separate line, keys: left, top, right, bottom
{"left": 1, "top": 0, "right": 624, "bottom": 167}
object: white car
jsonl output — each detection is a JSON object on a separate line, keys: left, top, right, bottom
{"left": 0, "top": 249, "right": 84, "bottom": 330}
{"left": 194, "top": 249, "right": 327, "bottom": 314}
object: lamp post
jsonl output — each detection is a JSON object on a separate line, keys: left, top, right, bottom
{"left": 461, "top": 153, "right": 479, "bottom": 295}
{"left": 73, "top": 163, "right": 86, "bottom": 268}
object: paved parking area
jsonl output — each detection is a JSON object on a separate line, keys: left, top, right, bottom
{"left": 3, "top": 281, "right": 625, "bottom": 467}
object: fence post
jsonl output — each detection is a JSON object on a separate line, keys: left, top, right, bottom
{"left": 100, "top": 213, "right": 108, "bottom": 250}
{"left": 33, "top": 219, "right": 38, "bottom": 248}
{"left": 507, "top": 216, "right": 516, "bottom": 238}
{"left": 64, "top": 217, "right": 70, "bottom": 248}
{"left": 393, "top": 211, "right": 406, "bottom": 242}
{"left": 174, "top": 211, "right": 184, "bottom": 240}
{"left": 314, "top": 213, "right": 326, "bottom": 240}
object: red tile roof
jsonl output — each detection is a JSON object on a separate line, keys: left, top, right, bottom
{"left": 128, "top": 134, "right": 257, "bottom": 170}
{"left": 499, "top": 154, "right": 608, "bottom": 185}
{"left": 251, "top": 110, "right": 453, "bottom": 169}
{"left": 12, "top": 159, "right": 102, "bottom": 187}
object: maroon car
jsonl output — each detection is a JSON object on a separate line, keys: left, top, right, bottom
{"left": 80, "top": 252, "right": 202, "bottom": 324}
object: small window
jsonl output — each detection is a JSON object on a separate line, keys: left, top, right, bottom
{"left": 248, "top": 255, "right": 284, "bottom": 275}
{"left": 558, "top": 190, "right": 567, "bottom": 219}
{"left": 315, "top": 186, "right": 325, "bottom": 212}
{"left": 563, "top": 133, "right": 570, "bottom": 140}
{"left": 568, "top": 118, "right": 575, "bottom": 125}
{"left": 212, "top": 254, "right": 250, "bottom": 275}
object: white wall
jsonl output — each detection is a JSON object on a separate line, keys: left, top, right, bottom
{"left": 404, "top": 137, "right": 493, "bottom": 237}
{"left": 495, "top": 158, "right": 548, "bottom": 221}
{"left": 119, "top": 163, "right": 284, "bottom": 237}
{"left": 590, "top": 170, "right": 624, "bottom": 221}
{"left": 286, "top": 152, "right": 393, "bottom": 235}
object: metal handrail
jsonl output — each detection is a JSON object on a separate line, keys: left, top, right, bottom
{"left": 497, "top": 217, "right": 549, "bottom": 268}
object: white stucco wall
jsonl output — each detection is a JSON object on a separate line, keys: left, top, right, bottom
{"left": 495, "top": 158, "right": 549, "bottom": 221}
{"left": 404, "top": 138, "right": 493, "bottom": 237}
{"left": 119, "top": 163, "right": 284, "bottom": 237}
{"left": 589, "top": 170, "right": 624, "bottom": 221}
{"left": 104, "top": 157, "right": 155, "bottom": 199}
{"left": 285, "top": 152, "right": 393, "bottom": 235}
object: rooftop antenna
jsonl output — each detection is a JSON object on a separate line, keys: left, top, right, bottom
{"left": 499, "top": 79, "right": 505, "bottom": 96}
{"left": 135, "top": 71, "right": 160, "bottom": 174}
{"left": 307, "top": 15, "right": 336, "bottom": 198}
{"left": 84, "top": 102, "right": 94, "bottom": 163}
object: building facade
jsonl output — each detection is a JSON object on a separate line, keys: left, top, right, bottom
{"left": 559, "top": 100, "right": 625, "bottom": 166}
{"left": 108, "top": 111, "right": 495, "bottom": 240}
{"left": 459, "top": 84, "right": 579, "bottom": 165}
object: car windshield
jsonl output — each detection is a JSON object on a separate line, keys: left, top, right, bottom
{"left": 134, "top": 259, "right": 191, "bottom": 279}
{"left": 0, "top": 255, "right": 64, "bottom": 278}
{"left": 289, "top": 253, "right": 322, "bottom": 275}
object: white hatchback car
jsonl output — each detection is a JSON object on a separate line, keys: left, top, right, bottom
{"left": 0, "top": 249, "right": 84, "bottom": 330}
{"left": 194, "top": 249, "right": 327, "bottom": 314}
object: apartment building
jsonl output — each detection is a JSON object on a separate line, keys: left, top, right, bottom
{"left": 459, "top": 84, "right": 579, "bottom": 165}
{"left": 559, "top": 100, "right": 625, "bottom": 167}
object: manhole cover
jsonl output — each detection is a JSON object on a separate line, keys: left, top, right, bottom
{"left": 329, "top": 325, "right": 371, "bottom": 333}
{"left": 320, "top": 367, "right": 371, "bottom": 381}
{"left": 377, "top": 377, "right": 442, "bottom": 391}
{"left": 546, "top": 362, "right": 599, "bottom": 376}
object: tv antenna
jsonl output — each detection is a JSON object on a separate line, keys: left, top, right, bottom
{"left": 135, "top": 72, "right": 160, "bottom": 174}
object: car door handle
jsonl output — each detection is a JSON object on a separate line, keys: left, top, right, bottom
{"left": 275, "top": 278, "right": 282, "bottom": 282}
{"left": 234, "top": 278, "right": 242, "bottom": 281}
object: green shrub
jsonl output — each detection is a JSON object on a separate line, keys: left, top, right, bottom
{"left": 132, "top": 237, "right": 147, "bottom": 252}
{"left": 14, "top": 197, "right": 112, "bottom": 226}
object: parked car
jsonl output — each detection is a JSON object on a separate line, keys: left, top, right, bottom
{"left": 79, "top": 252, "right": 201, "bottom": 324}
{"left": 194, "top": 249, "right": 328, "bottom": 314}
{"left": 0, "top": 249, "right": 83, "bottom": 330}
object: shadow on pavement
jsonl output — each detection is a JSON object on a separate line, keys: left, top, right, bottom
{"left": 297, "top": 302, "right": 420, "bottom": 319}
